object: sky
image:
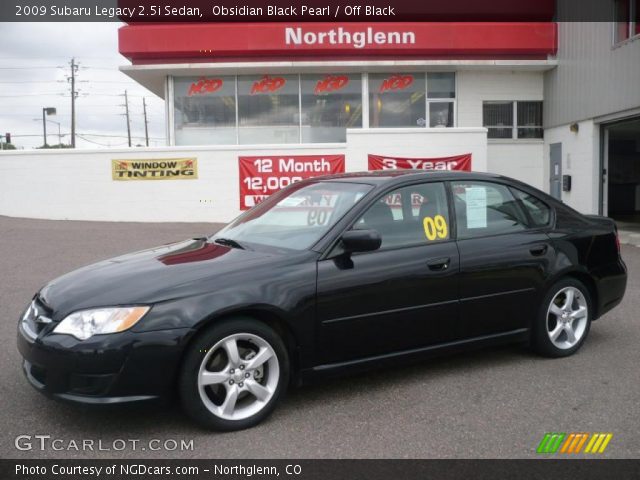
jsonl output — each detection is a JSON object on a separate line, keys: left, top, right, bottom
{"left": 0, "top": 22, "right": 166, "bottom": 149}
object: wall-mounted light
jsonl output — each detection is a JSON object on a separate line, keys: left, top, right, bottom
{"left": 569, "top": 123, "right": 579, "bottom": 133}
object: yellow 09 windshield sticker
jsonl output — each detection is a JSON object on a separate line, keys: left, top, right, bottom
{"left": 423, "top": 215, "right": 449, "bottom": 241}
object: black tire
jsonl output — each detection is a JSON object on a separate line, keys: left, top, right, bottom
{"left": 532, "top": 277, "right": 593, "bottom": 358}
{"left": 179, "top": 317, "right": 289, "bottom": 431}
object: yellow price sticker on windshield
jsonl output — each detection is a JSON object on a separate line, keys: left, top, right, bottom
{"left": 423, "top": 215, "right": 448, "bottom": 241}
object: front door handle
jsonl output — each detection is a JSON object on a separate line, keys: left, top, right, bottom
{"left": 427, "top": 257, "right": 450, "bottom": 271}
{"left": 530, "top": 245, "right": 548, "bottom": 256}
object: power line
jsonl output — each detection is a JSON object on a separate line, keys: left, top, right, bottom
{"left": 0, "top": 66, "right": 63, "bottom": 70}
{"left": 76, "top": 134, "right": 129, "bottom": 147}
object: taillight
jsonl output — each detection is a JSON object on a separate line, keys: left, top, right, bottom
{"left": 615, "top": 229, "right": 621, "bottom": 254}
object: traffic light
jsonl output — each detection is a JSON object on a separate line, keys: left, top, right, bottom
{"left": 5, "top": 133, "right": 10, "bottom": 144}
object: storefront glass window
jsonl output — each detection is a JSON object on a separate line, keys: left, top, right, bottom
{"left": 429, "top": 102, "right": 455, "bottom": 128}
{"left": 174, "top": 76, "right": 236, "bottom": 145}
{"left": 517, "top": 101, "right": 543, "bottom": 139}
{"left": 369, "top": 73, "right": 426, "bottom": 128}
{"left": 237, "top": 74, "right": 300, "bottom": 145}
{"left": 427, "top": 73, "right": 455, "bottom": 127}
{"left": 427, "top": 73, "right": 456, "bottom": 99}
{"left": 483, "top": 101, "right": 514, "bottom": 139}
{"left": 301, "top": 74, "right": 362, "bottom": 143}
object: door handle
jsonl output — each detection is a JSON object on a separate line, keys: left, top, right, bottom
{"left": 427, "top": 257, "right": 450, "bottom": 271}
{"left": 529, "top": 245, "right": 548, "bottom": 256}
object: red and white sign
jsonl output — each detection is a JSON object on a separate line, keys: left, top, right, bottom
{"left": 239, "top": 155, "right": 345, "bottom": 210}
{"left": 251, "top": 75, "right": 287, "bottom": 94}
{"left": 368, "top": 153, "right": 472, "bottom": 171}
{"left": 188, "top": 77, "right": 224, "bottom": 96}
{"left": 378, "top": 74, "right": 414, "bottom": 93}
{"left": 120, "top": 23, "right": 558, "bottom": 63}
{"left": 314, "top": 75, "right": 350, "bottom": 94}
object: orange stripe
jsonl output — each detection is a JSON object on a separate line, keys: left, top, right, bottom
{"left": 574, "top": 434, "right": 589, "bottom": 453}
{"left": 568, "top": 434, "right": 582, "bottom": 453}
{"left": 561, "top": 434, "right": 576, "bottom": 453}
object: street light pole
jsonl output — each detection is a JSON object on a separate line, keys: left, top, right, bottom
{"left": 42, "top": 107, "right": 57, "bottom": 148}
{"left": 42, "top": 109, "right": 47, "bottom": 147}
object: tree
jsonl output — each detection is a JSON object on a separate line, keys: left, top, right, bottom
{"left": 36, "top": 143, "right": 72, "bottom": 149}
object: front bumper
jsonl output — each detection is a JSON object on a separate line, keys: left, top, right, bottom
{"left": 17, "top": 322, "right": 192, "bottom": 404}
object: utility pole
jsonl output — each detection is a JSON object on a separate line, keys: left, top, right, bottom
{"left": 68, "top": 58, "right": 78, "bottom": 148}
{"left": 142, "top": 97, "right": 149, "bottom": 147}
{"left": 124, "top": 90, "right": 132, "bottom": 147}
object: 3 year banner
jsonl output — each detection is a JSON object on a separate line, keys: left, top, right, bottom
{"left": 239, "top": 154, "right": 345, "bottom": 210}
{"left": 368, "top": 153, "right": 472, "bottom": 172}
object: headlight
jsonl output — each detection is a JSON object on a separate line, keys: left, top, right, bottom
{"left": 53, "top": 306, "right": 150, "bottom": 340}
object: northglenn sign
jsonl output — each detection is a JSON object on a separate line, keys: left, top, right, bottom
{"left": 119, "top": 22, "right": 557, "bottom": 62}
{"left": 285, "top": 27, "right": 415, "bottom": 49}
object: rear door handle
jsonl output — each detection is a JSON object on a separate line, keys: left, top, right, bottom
{"left": 427, "top": 257, "right": 450, "bottom": 271}
{"left": 530, "top": 245, "right": 548, "bottom": 256}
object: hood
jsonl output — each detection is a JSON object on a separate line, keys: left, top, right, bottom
{"left": 39, "top": 239, "right": 281, "bottom": 317}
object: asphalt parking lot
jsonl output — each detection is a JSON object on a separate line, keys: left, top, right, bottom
{"left": 1, "top": 215, "right": 638, "bottom": 459}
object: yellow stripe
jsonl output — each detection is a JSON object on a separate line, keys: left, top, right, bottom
{"left": 561, "top": 434, "right": 575, "bottom": 453}
{"left": 568, "top": 434, "right": 582, "bottom": 453}
{"left": 590, "top": 434, "right": 606, "bottom": 453}
{"left": 598, "top": 434, "right": 613, "bottom": 453}
{"left": 574, "top": 434, "right": 589, "bottom": 454}
{"left": 584, "top": 434, "right": 599, "bottom": 453}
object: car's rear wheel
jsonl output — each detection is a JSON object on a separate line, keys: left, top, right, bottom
{"left": 179, "top": 318, "right": 289, "bottom": 431}
{"left": 533, "top": 278, "right": 592, "bottom": 357}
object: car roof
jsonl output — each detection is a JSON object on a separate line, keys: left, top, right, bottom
{"left": 312, "top": 170, "right": 504, "bottom": 185}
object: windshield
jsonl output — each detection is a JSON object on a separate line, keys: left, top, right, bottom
{"left": 214, "top": 181, "right": 373, "bottom": 251}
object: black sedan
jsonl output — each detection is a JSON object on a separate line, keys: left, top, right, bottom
{"left": 17, "top": 171, "right": 627, "bottom": 431}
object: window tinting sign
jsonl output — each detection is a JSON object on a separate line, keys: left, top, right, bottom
{"left": 112, "top": 158, "right": 198, "bottom": 181}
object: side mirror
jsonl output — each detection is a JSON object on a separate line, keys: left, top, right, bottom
{"left": 341, "top": 229, "right": 381, "bottom": 253}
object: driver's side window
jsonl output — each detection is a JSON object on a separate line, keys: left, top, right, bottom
{"left": 354, "top": 182, "right": 450, "bottom": 250}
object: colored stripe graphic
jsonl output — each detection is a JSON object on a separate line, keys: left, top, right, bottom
{"left": 537, "top": 433, "right": 566, "bottom": 453}
{"left": 539, "top": 433, "right": 613, "bottom": 454}
{"left": 585, "top": 433, "right": 613, "bottom": 454}
{"left": 560, "top": 433, "right": 589, "bottom": 453}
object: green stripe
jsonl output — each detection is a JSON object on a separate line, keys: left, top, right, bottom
{"left": 549, "top": 433, "right": 566, "bottom": 453}
{"left": 537, "top": 433, "right": 553, "bottom": 454}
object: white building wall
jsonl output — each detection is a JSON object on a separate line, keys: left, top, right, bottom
{"left": 544, "top": 120, "right": 601, "bottom": 215}
{"left": 0, "top": 129, "right": 487, "bottom": 223}
{"left": 457, "top": 70, "right": 545, "bottom": 189}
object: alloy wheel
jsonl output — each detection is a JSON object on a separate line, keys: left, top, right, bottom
{"left": 546, "top": 286, "right": 588, "bottom": 350}
{"left": 197, "top": 333, "right": 279, "bottom": 421}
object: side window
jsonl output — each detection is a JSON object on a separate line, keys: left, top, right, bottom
{"left": 354, "top": 182, "right": 450, "bottom": 249}
{"left": 452, "top": 181, "right": 528, "bottom": 240}
{"left": 511, "top": 188, "right": 552, "bottom": 228}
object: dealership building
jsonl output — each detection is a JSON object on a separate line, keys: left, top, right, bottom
{"left": 2, "top": 3, "right": 638, "bottom": 225}
{"left": 115, "top": 3, "right": 640, "bottom": 224}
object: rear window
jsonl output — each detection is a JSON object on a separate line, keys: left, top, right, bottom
{"left": 511, "top": 188, "right": 552, "bottom": 228}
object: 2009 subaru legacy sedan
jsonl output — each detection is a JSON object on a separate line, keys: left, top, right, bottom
{"left": 18, "top": 171, "right": 627, "bottom": 430}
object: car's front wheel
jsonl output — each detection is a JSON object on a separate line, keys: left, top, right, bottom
{"left": 533, "top": 278, "right": 592, "bottom": 357}
{"left": 179, "top": 318, "right": 289, "bottom": 431}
